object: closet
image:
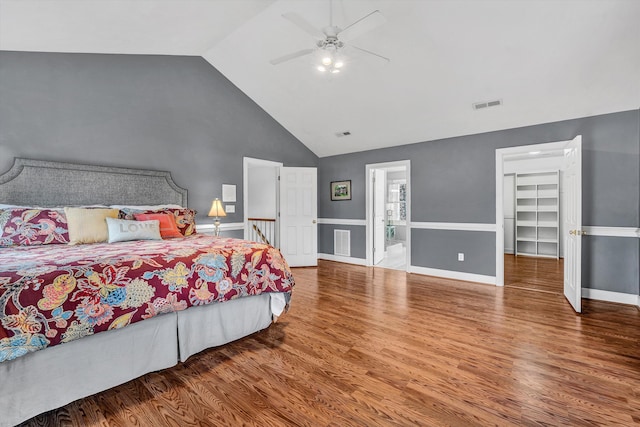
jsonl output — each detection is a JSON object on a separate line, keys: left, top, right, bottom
{"left": 503, "top": 152, "right": 564, "bottom": 259}
{"left": 515, "top": 171, "right": 560, "bottom": 258}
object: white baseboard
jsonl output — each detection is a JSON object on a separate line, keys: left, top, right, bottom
{"left": 582, "top": 288, "right": 639, "bottom": 306}
{"left": 316, "top": 259, "right": 639, "bottom": 307}
{"left": 318, "top": 253, "right": 367, "bottom": 266}
{"left": 408, "top": 265, "right": 496, "bottom": 285}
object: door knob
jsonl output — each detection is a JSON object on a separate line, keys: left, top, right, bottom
{"left": 312, "top": 220, "right": 317, "bottom": 224}
{"left": 569, "top": 230, "right": 575, "bottom": 235}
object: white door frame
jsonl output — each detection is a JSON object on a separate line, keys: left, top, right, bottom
{"left": 365, "top": 160, "right": 411, "bottom": 270}
{"left": 243, "top": 157, "right": 283, "bottom": 241}
{"left": 495, "top": 138, "right": 577, "bottom": 286}
{"left": 373, "top": 168, "right": 386, "bottom": 265}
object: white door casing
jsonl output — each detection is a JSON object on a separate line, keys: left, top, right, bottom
{"left": 365, "top": 160, "right": 411, "bottom": 270}
{"left": 279, "top": 167, "right": 317, "bottom": 267}
{"left": 495, "top": 138, "right": 581, "bottom": 287}
{"left": 373, "top": 169, "right": 386, "bottom": 264}
{"left": 563, "top": 135, "right": 583, "bottom": 313}
{"left": 243, "top": 157, "right": 282, "bottom": 243}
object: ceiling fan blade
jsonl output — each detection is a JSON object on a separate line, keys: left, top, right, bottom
{"left": 269, "top": 48, "right": 315, "bottom": 65}
{"left": 351, "top": 45, "right": 390, "bottom": 63}
{"left": 338, "top": 10, "right": 386, "bottom": 42}
{"left": 282, "top": 12, "right": 325, "bottom": 39}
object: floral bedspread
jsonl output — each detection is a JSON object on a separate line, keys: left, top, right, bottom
{"left": 0, "top": 235, "right": 294, "bottom": 362}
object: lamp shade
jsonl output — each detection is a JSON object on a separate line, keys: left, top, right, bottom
{"left": 208, "top": 198, "right": 226, "bottom": 217}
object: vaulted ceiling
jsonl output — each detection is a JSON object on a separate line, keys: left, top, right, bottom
{"left": 1, "top": 0, "right": 639, "bottom": 157}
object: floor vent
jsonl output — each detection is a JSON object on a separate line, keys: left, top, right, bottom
{"left": 473, "top": 99, "right": 502, "bottom": 110}
{"left": 334, "top": 229, "right": 351, "bottom": 257}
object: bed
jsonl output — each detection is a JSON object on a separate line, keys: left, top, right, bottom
{"left": 0, "top": 159, "right": 294, "bottom": 427}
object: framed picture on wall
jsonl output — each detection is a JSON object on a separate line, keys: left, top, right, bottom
{"left": 330, "top": 180, "right": 352, "bottom": 201}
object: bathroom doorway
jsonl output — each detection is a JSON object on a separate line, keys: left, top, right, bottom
{"left": 365, "top": 160, "right": 411, "bottom": 271}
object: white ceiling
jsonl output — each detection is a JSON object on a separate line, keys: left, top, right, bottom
{"left": 1, "top": 0, "right": 639, "bottom": 158}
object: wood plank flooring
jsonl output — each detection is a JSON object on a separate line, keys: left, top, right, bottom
{"left": 21, "top": 260, "right": 640, "bottom": 426}
{"left": 504, "top": 254, "right": 564, "bottom": 294}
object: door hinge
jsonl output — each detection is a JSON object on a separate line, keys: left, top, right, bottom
{"left": 277, "top": 175, "right": 280, "bottom": 181}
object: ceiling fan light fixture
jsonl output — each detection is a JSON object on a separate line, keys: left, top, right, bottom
{"left": 271, "top": 7, "right": 388, "bottom": 73}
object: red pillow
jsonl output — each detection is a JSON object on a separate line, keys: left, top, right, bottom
{"left": 134, "top": 213, "right": 182, "bottom": 239}
{"left": 120, "top": 208, "right": 196, "bottom": 236}
{"left": 0, "top": 208, "right": 69, "bottom": 247}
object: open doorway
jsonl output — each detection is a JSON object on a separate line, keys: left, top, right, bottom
{"left": 495, "top": 136, "right": 583, "bottom": 313}
{"left": 243, "top": 157, "right": 282, "bottom": 247}
{"left": 502, "top": 154, "right": 565, "bottom": 294}
{"left": 365, "top": 160, "right": 411, "bottom": 271}
{"left": 243, "top": 157, "right": 318, "bottom": 267}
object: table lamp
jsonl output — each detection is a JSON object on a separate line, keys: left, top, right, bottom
{"left": 208, "top": 198, "right": 226, "bottom": 236}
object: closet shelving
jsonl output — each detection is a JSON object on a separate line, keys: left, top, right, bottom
{"left": 515, "top": 171, "right": 559, "bottom": 258}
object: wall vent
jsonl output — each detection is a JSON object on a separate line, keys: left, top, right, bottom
{"left": 334, "top": 229, "right": 351, "bottom": 257}
{"left": 473, "top": 99, "right": 502, "bottom": 110}
{"left": 335, "top": 131, "right": 351, "bottom": 137}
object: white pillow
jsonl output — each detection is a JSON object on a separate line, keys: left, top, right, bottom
{"left": 106, "top": 218, "right": 162, "bottom": 243}
{"left": 109, "top": 204, "right": 183, "bottom": 210}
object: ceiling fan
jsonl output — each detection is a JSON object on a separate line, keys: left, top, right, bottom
{"left": 269, "top": 2, "right": 389, "bottom": 73}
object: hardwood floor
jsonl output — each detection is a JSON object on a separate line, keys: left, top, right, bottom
{"left": 504, "top": 254, "right": 564, "bottom": 294}
{"left": 21, "top": 260, "right": 640, "bottom": 426}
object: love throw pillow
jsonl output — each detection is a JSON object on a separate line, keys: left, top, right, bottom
{"left": 106, "top": 218, "right": 162, "bottom": 243}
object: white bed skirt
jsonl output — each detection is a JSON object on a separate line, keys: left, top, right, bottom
{"left": 178, "top": 293, "right": 274, "bottom": 361}
{"left": 1, "top": 293, "right": 284, "bottom": 427}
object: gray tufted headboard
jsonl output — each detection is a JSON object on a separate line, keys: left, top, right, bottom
{"left": 0, "top": 158, "right": 187, "bottom": 207}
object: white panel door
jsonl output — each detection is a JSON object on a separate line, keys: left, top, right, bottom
{"left": 373, "top": 169, "right": 386, "bottom": 264}
{"left": 279, "top": 167, "right": 317, "bottom": 267}
{"left": 563, "top": 135, "right": 582, "bottom": 313}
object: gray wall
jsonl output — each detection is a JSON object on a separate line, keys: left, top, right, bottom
{"left": 411, "top": 229, "right": 496, "bottom": 277}
{"left": 0, "top": 51, "right": 318, "bottom": 226}
{"left": 318, "top": 224, "right": 366, "bottom": 259}
{"left": 318, "top": 110, "right": 640, "bottom": 295}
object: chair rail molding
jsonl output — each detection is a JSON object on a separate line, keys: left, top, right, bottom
{"left": 410, "top": 222, "right": 496, "bottom": 232}
{"left": 198, "top": 222, "right": 244, "bottom": 232}
{"left": 582, "top": 226, "right": 639, "bottom": 238}
{"left": 318, "top": 218, "right": 366, "bottom": 226}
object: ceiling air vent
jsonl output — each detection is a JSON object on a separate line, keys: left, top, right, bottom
{"left": 335, "top": 131, "right": 352, "bottom": 137}
{"left": 473, "top": 99, "right": 502, "bottom": 110}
